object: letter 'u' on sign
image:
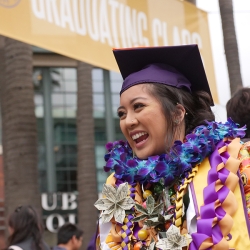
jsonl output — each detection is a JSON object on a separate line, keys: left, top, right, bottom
{"left": 41, "top": 193, "right": 57, "bottom": 211}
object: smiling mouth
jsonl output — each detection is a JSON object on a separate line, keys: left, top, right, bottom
{"left": 132, "top": 132, "right": 149, "bottom": 144}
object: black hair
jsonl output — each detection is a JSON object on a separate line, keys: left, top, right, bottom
{"left": 8, "top": 205, "right": 44, "bottom": 250}
{"left": 145, "top": 83, "right": 215, "bottom": 150}
{"left": 226, "top": 87, "right": 250, "bottom": 138}
{"left": 57, "top": 223, "right": 83, "bottom": 245}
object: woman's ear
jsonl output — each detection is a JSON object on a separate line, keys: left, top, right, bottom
{"left": 174, "top": 104, "right": 185, "bottom": 125}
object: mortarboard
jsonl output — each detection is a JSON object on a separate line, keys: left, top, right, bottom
{"left": 113, "top": 45, "right": 213, "bottom": 104}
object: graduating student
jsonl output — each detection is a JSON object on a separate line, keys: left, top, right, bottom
{"left": 95, "top": 45, "right": 250, "bottom": 250}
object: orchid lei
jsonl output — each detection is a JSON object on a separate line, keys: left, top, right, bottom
{"left": 104, "top": 118, "right": 246, "bottom": 186}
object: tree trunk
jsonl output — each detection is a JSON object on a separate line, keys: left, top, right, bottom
{"left": 0, "top": 37, "right": 40, "bottom": 222}
{"left": 77, "top": 61, "right": 98, "bottom": 250}
{"left": 219, "top": 0, "right": 243, "bottom": 95}
{"left": 0, "top": 35, "right": 6, "bottom": 248}
{"left": 186, "top": 0, "right": 196, "bottom": 5}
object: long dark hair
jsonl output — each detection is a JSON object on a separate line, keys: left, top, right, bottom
{"left": 7, "top": 205, "right": 44, "bottom": 250}
{"left": 145, "top": 83, "right": 215, "bottom": 150}
{"left": 226, "top": 87, "right": 250, "bottom": 138}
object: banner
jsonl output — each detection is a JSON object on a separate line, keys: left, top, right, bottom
{"left": 0, "top": 0, "right": 218, "bottom": 102}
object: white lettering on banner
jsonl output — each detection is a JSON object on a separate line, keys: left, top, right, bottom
{"left": 60, "top": 0, "right": 75, "bottom": 32}
{"left": 173, "top": 26, "right": 181, "bottom": 45}
{"left": 152, "top": 18, "right": 161, "bottom": 46}
{"left": 125, "top": 6, "right": 138, "bottom": 47}
{"left": 30, "top": 0, "right": 203, "bottom": 51}
{"left": 192, "top": 32, "right": 202, "bottom": 48}
{"left": 109, "top": 0, "right": 120, "bottom": 48}
{"left": 61, "top": 193, "right": 77, "bottom": 210}
{"left": 86, "top": 0, "right": 99, "bottom": 41}
{"left": 46, "top": 214, "right": 65, "bottom": 233}
{"left": 31, "top": 0, "right": 46, "bottom": 19}
{"left": 137, "top": 12, "right": 149, "bottom": 46}
{"left": 100, "top": 0, "right": 113, "bottom": 46}
{"left": 41, "top": 193, "right": 57, "bottom": 211}
{"left": 45, "top": 0, "right": 61, "bottom": 26}
{"left": 182, "top": 29, "right": 191, "bottom": 44}
{"left": 162, "top": 22, "right": 168, "bottom": 46}
{"left": 73, "top": 0, "right": 87, "bottom": 36}
{"left": 119, "top": 3, "right": 126, "bottom": 47}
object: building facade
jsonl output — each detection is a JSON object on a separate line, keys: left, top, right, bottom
{"left": 0, "top": 47, "right": 125, "bottom": 245}
{"left": 33, "top": 49, "right": 124, "bottom": 195}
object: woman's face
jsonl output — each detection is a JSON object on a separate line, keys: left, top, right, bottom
{"left": 118, "top": 84, "right": 168, "bottom": 159}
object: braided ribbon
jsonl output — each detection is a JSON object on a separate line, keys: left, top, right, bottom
{"left": 175, "top": 165, "right": 199, "bottom": 227}
{"left": 189, "top": 138, "right": 241, "bottom": 249}
{"left": 120, "top": 184, "right": 136, "bottom": 250}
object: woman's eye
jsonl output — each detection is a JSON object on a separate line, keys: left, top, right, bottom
{"left": 134, "top": 103, "right": 145, "bottom": 110}
{"left": 117, "top": 111, "right": 126, "bottom": 118}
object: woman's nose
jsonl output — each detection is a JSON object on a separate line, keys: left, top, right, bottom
{"left": 125, "top": 116, "right": 138, "bottom": 127}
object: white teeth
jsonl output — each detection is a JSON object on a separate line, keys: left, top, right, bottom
{"left": 132, "top": 132, "right": 148, "bottom": 140}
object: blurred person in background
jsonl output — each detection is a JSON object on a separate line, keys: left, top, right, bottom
{"left": 6, "top": 205, "right": 50, "bottom": 250}
{"left": 52, "top": 223, "right": 83, "bottom": 250}
{"left": 226, "top": 87, "right": 250, "bottom": 141}
{"left": 227, "top": 87, "right": 250, "bottom": 220}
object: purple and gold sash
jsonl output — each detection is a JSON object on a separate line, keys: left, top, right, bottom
{"left": 190, "top": 138, "right": 250, "bottom": 249}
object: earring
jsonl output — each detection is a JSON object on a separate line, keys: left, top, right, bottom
{"left": 174, "top": 120, "right": 180, "bottom": 125}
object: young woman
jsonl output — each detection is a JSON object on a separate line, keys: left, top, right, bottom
{"left": 95, "top": 45, "right": 250, "bottom": 250}
{"left": 7, "top": 205, "right": 50, "bottom": 250}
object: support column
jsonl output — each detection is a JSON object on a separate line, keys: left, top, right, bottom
{"left": 42, "top": 68, "right": 56, "bottom": 192}
{"left": 103, "top": 70, "right": 115, "bottom": 142}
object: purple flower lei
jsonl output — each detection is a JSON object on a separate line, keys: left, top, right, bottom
{"left": 104, "top": 118, "right": 246, "bottom": 186}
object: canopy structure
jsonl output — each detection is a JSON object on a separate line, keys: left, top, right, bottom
{"left": 0, "top": 0, "right": 218, "bottom": 102}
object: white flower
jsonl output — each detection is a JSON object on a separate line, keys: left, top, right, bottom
{"left": 94, "top": 182, "right": 134, "bottom": 224}
{"left": 156, "top": 225, "right": 191, "bottom": 250}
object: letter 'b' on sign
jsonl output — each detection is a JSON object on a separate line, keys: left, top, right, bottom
{"left": 62, "top": 193, "right": 77, "bottom": 210}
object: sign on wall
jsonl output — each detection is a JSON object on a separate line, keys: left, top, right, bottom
{"left": 0, "top": 0, "right": 218, "bottom": 102}
{"left": 42, "top": 192, "right": 78, "bottom": 233}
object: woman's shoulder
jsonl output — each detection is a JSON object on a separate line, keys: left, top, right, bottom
{"left": 9, "top": 238, "right": 50, "bottom": 250}
{"left": 8, "top": 246, "right": 23, "bottom": 250}
{"left": 9, "top": 238, "right": 32, "bottom": 249}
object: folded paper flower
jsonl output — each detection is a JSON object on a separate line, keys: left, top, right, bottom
{"left": 156, "top": 224, "right": 191, "bottom": 250}
{"left": 94, "top": 182, "right": 134, "bottom": 224}
{"left": 132, "top": 195, "right": 164, "bottom": 223}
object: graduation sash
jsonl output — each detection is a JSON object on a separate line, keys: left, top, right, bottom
{"left": 190, "top": 138, "right": 250, "bottom": 249}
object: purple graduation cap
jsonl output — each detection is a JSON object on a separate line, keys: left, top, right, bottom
{"left": 113, "top": 44, "right": 214, "bottom": 104}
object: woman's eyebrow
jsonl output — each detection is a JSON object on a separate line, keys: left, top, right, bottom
{"left": 129, "top": 97, "right": 147, "bottom": 104}
{"left": 117, "top": 97, "right": 148, "bottom": 112}
{"left": 117, "top": 106, "right": 124, "bottom": 112}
